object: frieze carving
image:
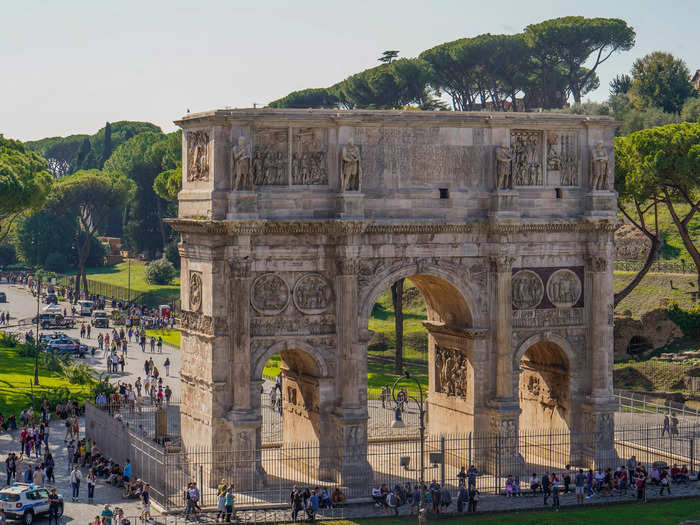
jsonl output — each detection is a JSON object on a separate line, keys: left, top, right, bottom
{"left": 232, "top": 137, "right": 253, "bottom": 191}
{"left": 585, "top": 255, "right": 608, "bottom": 273}
{"left": 340, "top": 138, "right": 362, "bottom": 191}
{"left": 180, "top": 310, "right": 227, "bottom": 335}
{"left": 435, "top": 346, "right": 468, "bottom": 399}
{"left": 250, "top": 315, "right": 336, "bottom": 337}
{"left": 293, "top": 274, "right": 332, "bottom": 315}
{"left": 186, "top": 131, "right": 210, "bottom": 182}
{"left": 590, "top": 141, "right": 609, "bottom": 190}
{"left": 546, "top": 133, "right": 561, "bottom": 171}
{"left": 512, "top": 270, "right": 544, "bottom": 310}
{"left": 511, "top": 130, "right": 543, "bottom": 186}
{"left": 343, "top": 425, "right": 366, "bottom": 461}
{"left": 495, "top": 146, "right": 513, "bottom": 190}
{"left": 189, "top": 271, "right": 203, "bottom": 312}
{"left": 546, "top": 269, "right": 582, "bottom": 308}
{"left": 559, "top": 133, "right": 579, "bottom": 186}
{"left": 291, "top": 127, "right": 328, "bottom": 185}
{"left": 168, "top": 217, "right": 622, "bottom": 237}
{"left": 251, "top": 274, "right": 289, "bottom": 315}
{"left": 512, "top": 307, "right": 584, "bottom": 328}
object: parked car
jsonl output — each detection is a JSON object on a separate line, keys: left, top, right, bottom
{"left": 77, "top": 300, "right": 94, "bottom": 316}
{"left": 0, "top": 483, "right": 63, "bottom": 525}
{"left": 35, "top": 313, "right": 74, "bottom": 330}
{"left": 45, "top": 336, "right": 80, "bottom": 353}
{"left": 0, "top": 292, "right": 6, "bottom": 303}
{"left": 91, "top": 310, "right": 109, "bottom": 328}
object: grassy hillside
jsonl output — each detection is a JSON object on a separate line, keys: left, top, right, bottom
{"left": 614, "top": 271, "right": 697, "bottom": 318}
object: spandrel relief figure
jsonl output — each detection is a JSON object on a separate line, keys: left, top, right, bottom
{"left": 252, "top": 149, "right": 264, "bottom": 185}
{"left": 495, "top": 146, "right": 513, "bottom": 190}
{"left": 291, "top": 153, "right": 301, "bottom": 185}
{"left": 547, "top": 133, "right": 561, "bottom": 170}
{"left": 590, "top": 141, "right": 609, "bottom": 190}
{"left": 341, "top": 138, "right": 362, "bottom": 191}
{"left": 232, "top": 137, "right": 253, "bottom": 191}
{"left": 186, "top": 131, "right": 210, "bottom": 182}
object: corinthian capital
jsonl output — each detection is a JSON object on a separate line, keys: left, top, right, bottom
{"left": 489, "top": 255, "right": 515, "bottom": 273}
{"left": 336, "top": 257, "right": 360, "bottom": 276}
{"left": 585, "top": 255, "right": 607, "bottom": 273}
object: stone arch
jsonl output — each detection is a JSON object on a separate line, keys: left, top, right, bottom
{"left": 513, "top": 333, "right": 575, "bottom": 371}
{"left": 252, "top": 339, "right": 331, "bottom": 380}
{"left": 358, "top": 262, "right": 479, "bottom": 331}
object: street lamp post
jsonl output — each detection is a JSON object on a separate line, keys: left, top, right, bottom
{"left": 391, "top": 370, "right": 426, "bottom": 522}
{"left": 34, "top": 273, "right": 41, "bottom": 386}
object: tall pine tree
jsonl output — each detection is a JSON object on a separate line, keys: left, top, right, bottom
{"left": 102, "top": 122, "right": 112, "bottom": 164}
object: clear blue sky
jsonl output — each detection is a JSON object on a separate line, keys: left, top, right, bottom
{"left": 2, "top": 0, "right": 698, "bottom": 141}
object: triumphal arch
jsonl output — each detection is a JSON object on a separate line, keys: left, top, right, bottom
{"left": 169, "top": 109, "right": 619, "bottom": 488}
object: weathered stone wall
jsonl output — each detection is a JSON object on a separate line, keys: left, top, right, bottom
{"left": 614, "top": 309, "right": 683, "bottom": 358}
{"left": 170, "top": 109, "right": 620, "bottom": 482}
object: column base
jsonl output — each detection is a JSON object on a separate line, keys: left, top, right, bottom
{"left": 331, "top": 412, "right": 372, "bottom": 496}
{"left": 223, "top": 410, "right": 267, "bottom": 490}
{"left": 489, "top": 190, "right": 521, "bottom": 222}
{"left": 581, "top": 402, "right": 618, "bottom": 468}
{"left": 584, "top": 190, "right": 617, "bottom": 218}
{"left": 336, "top": 192, "right": 365, "bottom": 219}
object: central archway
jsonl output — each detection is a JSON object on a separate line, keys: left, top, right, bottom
{"left": 359, "top": 263, "right": 485, "bottom": 437}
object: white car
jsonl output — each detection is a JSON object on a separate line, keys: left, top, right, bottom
{"left": 0, "top": 483, "right": 63, "bottom": 525}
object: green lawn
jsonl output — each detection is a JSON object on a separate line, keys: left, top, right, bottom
{"left": 0, "top": 345, "right": 91, "bottom": 416}
{"left": 145, "top": 328, "right": 181, "bottom": 348}
{"left": 64, "top": 261, "right": 180, "bottom": 306}
{"left": 321, "top": 497, "right": 700, "bottom": 525}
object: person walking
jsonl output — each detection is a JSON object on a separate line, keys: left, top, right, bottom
{"left": 541, "top": 472, "right": 551, "bottom": 505}
{"left": 216, "top": 480, "right": 227, "bottom": 522}
{"left": 575, "top": 468, "right": 586, "bottom": 504}
{"left": 70, "top": 465, "right": 82, "bottom": 502}
{"left": 164, "top": 358, "right": 170, "bottom": 377}
{"left": 662, "top": 415, "right": 670, "bottom": 437}
{"left": 467, "top": 487, "right": 479, "bottom": 512}
{"left": 551, "top": 473, "right": 560, "bottom": 510}
{"left": 225, "top": 487, "right": 235, "bottom": 523}
{"left": 157, "top": 337, "right": 163, "bottom": 353}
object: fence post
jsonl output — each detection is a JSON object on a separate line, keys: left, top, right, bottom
{"left": 440, "top": 436, "right": 445, "bottom": 487}
{"left": 468, "top": 432, "right": 472, "bottom": 472}
{"left": 690, "top": 439, "right": 695, "bottom": 476}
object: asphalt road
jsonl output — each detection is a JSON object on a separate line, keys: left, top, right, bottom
{"left": 0, "top": 282, "right": 181, "bottom": 398}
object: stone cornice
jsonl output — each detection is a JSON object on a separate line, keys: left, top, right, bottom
{"left": 174, "top": 108, "right": 619, "bottom": 129}
{"left": 422, "top": 321, "right": 488, "bottom": 340}
{"left": 166, "top": 218, "right": 622, "bottom": 236}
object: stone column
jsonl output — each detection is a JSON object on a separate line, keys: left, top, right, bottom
{"left": 584, "top": 252, "right": 617, "bottom": 466}
{"left": 490, "top": 256, "right": 516, "bottom": 401}
{"left": 332, "top": 256, "right": 372, "bottom": 490}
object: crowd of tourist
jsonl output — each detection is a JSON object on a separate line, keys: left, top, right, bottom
{"left": 289, "top": 485, "right": 347, "bottom": 521}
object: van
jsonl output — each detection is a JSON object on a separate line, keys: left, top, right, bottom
{"left": 77, "top": 300, "right": 94, "bottom": 316}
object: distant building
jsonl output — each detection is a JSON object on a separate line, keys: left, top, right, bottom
{"left": 99, "top": 236, "right": 124, "bottom": 265}
{"left": 692, "top": 69, "right": 700, "bottom": 93}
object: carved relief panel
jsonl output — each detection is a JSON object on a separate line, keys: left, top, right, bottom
{"left": 511, "top": 130, "right": 543, "bottom": 186}
{"left": 291, "top": 128, "right": 328, "bottom": 185}
{"left": 435, "top": 346, "right": 468, "bottom": 399}
{"left": 546, "top": 269, "right": 582, "bottom": 308}
{"left": 186, "top": 131, "right": 210, "bottom": 182}
{"left": 252, "top": 128, "right": 288, "bottom": 186}
{"left": 293, "top": 273, "right": 333, "bottom": 314}
{"left": 250, "top": 273, "right": 289, "bottom": 315}
{"left": 546, "top": 132, "right": 579, "bottom": 186}
{"left": 189, "top": 271, "right": 202, "bottom": 312}
{"left": 512, "top": 267, "right": 584, "bottom": 311}
{"left": 512, "top": 270, "right": 544, "bottom": 310}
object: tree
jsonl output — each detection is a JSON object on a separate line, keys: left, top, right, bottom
{"left": 46, "top": 170, "right": 134, "bottom": 296}
{"left": 626, "top": 123, "right": 700, "bottom": 288}
{"left": 618, "top": 106, "right": 680, "bottom": 136}
{"left": 378, "top": 50, "right": 399, "bottom": 64}
{"left": 0, "top": 136, "right": 53, "bottom": 243}
{"left": 267, "top": 88, "right": 339, "bottom": 109}
{"left": 145, "top": 257, "right": 176, "bottom": 285}
{"left": 104, "top": 132, "right": 173, "bottom": 255}
{"left": 102, "top": 122, "right": 112, "bottom": 164}
{"left": 628, "top": 52, "right": 697, "bottom": 114}
{"left": 613, "top": 136, "right": 663, "bottom": 305}
{"left": 390, "top": 279, "right": 404, "bottom": 374}
{"left": 524, "top": 17, "right": 635, "bottom": 104}
{"left": 610, "top": 73, "right": 632, "bottom": 95}
{"left": 681, "top": 98, "right": 700, "bottom": 123}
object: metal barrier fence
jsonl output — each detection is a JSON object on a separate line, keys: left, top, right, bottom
{"left": 614, "top": 260, "right": 695, "bottom": 274}
{"left": 55, "top": 275, "right": 179, "bottom": 309}
{"left": 617, "top": 391, "right": 700, "bottom": 420}
{"left": 86, "top": 400, "right": 700, "bottom": 511}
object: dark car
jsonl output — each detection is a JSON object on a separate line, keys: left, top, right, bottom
{"left": 91, "top": 310, "right": 109, "bottom": 328}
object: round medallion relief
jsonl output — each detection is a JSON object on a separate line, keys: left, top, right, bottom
{"left": 512, "top": 270, "right": 544, "bottom": 310}
{"left": 251, "top": 273, "right": 289, "bottom": 315}
{"left": 546, "top": 269, "right": 582, "bottom": 308}
{"left": 293, "top": 273, "right": 332, "bottom": 314}
{"left": 189, "top": 271, "right": 202, "bottom": 312}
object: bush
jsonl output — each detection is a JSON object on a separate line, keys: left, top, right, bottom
{"left": 164, "top": 243, "right": 181, "bottom": 269}
{"left": 681, "top": 98, "right": 700, "bottom": 123}
{"left": 44, "top": 252, "right": 68, "bottom": 273}
{"left": 368, "top": 332, "right": 393, "bottom": 352}
{"left": 145, "top": 257, "right": 176, "bottom": 285}
{"left": 405, "top": 332, "right": 428, "bottom": 353}
{"left": 0, "top": 332, "right": 19, "bottom": 347}
{"left": 667, "top": 303, "right": 700, "bottom": 337}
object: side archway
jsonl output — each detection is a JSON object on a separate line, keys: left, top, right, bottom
{"left": 252, "top": 339, "right": 332, "bottom": 380}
